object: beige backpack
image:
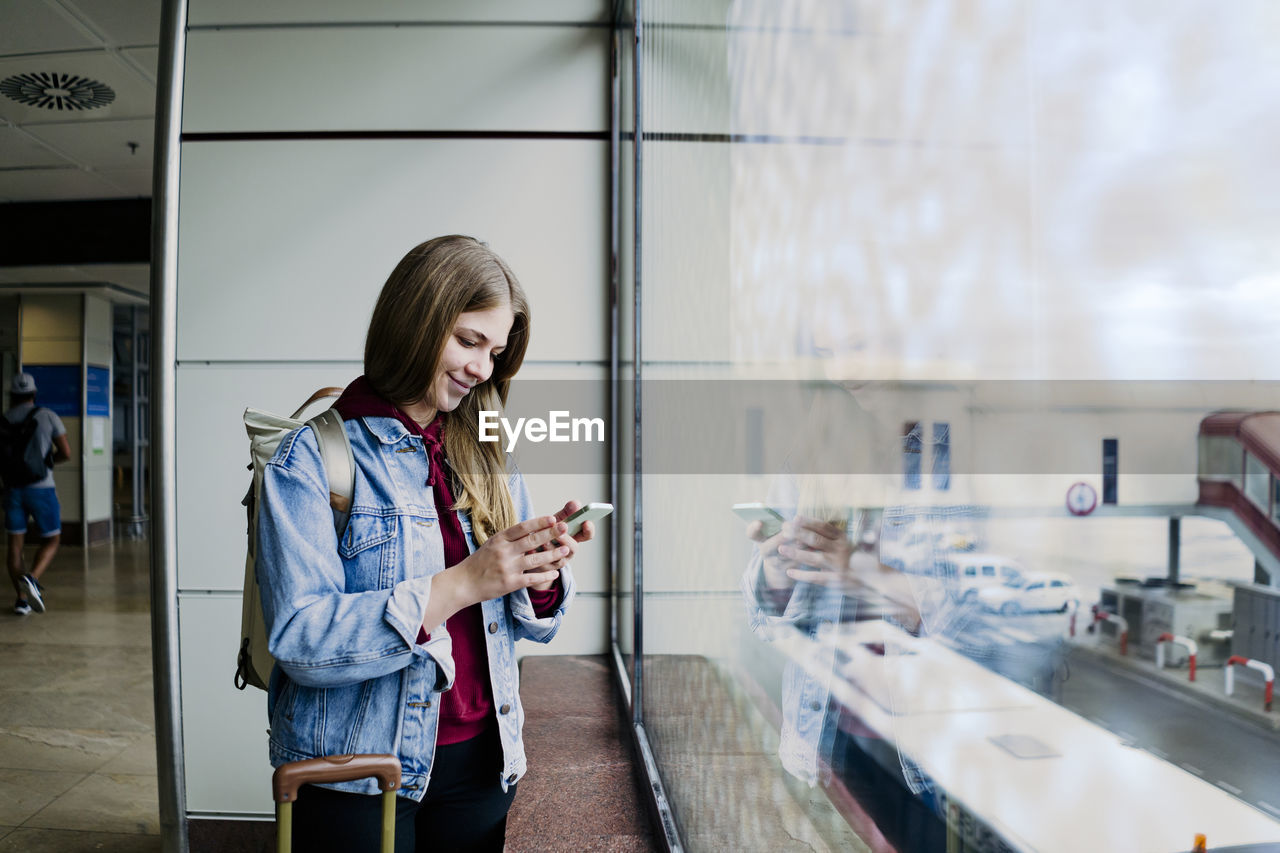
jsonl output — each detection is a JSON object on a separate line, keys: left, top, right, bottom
{"left": 234, "top": 388, "right": 353, "bottom": 691}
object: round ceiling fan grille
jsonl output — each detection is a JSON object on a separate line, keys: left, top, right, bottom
{"left": 0, "top": 72, "right": 116, "bottom": 111}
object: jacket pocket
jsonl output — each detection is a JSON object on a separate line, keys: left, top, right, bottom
{"left": 338, "top": 512, "right": 398, "bottom": 559}
{"left": 337, "top": 512, "right": 399, "bottom": 588}
{"left": 269, "top": 677, "right": 322, "bottom": 758}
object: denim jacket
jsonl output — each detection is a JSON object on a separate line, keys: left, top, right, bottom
{"left": 257, "top": 414, "right": 575, "bottom": 800}
{"left": 742, "top": 552, "right": 842, "bottom": 787}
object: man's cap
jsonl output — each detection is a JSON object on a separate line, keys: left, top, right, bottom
{"left": 10, "top": 373, "right": 36, "bottom": 395}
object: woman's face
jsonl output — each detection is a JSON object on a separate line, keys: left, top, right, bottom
{"left": 429, "top": 303, "right": 514, "bottom": 413}
{"left": 402, "top": 302, "right": 515, "bottom": 425}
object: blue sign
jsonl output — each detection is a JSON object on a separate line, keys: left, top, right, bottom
{"left": 24, "top": 365, "right": 79, "bottom": 417}
{"left": 86, "top": 365, "right": 110, "bottom": 417}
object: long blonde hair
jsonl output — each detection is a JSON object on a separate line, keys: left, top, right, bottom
{"left": 365, "top": 235, "right": 530, "bottom": 541}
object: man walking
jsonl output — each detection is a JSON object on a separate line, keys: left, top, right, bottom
{"left": 3, "top": 373, "right": 70, "bottom": 615}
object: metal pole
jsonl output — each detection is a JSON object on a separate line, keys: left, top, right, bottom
{"left": 631, "top": 0, "right": 644, "bottom": 729}
{"left": 1167, "top": 516, "right": 1180, "bottom": 586}
{"left": 608, "top": 17, "right": 621, "bottom": 663}
{"left": 150, "top": 0, "right": 189, "bottom": 848}
{"left": 129, "top": 305, "right": 147, "bottom": 537}
{"left": 81, "top": 294, "right": 89, "bottom": 547}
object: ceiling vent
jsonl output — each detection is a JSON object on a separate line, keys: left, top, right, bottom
{"left": 0, "top": 72, "right": 115, "bottom": 111}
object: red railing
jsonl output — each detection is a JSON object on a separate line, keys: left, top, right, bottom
{"left": 1198, "top": 412, "right": 1280, "bottom": 562}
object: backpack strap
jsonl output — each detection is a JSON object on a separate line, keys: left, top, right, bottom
{"left": 291, "top": 387, "right": 346, "bottom": 420}
{"left": 307, "top": 408, "right": 354, "bottom": 534}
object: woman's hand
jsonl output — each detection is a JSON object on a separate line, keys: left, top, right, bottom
{"left": 424, "top": 516, "right": 567, "bottom": 631}
{"left": 776, "top": 517, "right": 854, "bottom": 586}
{"left": 530, "top": 500, "right": 596, "bottom": 590}
{"left": 747, "top": 520, "right": 795, "bottom": 590}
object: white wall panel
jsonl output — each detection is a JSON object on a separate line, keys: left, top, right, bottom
{"left": 85, "top": 294, "right": 113, "bottom": 523}
{"left": 178, "top": 594, "right": 272, "bottom": 816}
{"left": 189, "top": 0, "right": 610, "bottom": 27}
{"left": 176, "top": 363, "right": 361, "bottom": 592}
{"left": 85, "top": 464, "right": 112, "bottom": 520}
{"left": 183, "top": 27, "right": 608, "bottom": 133}
{"left": 86, "top": 294, "right": 112, "bottom": 364}
{"left": 515, "top": 592, "right": 609, "bottom": 659}
{"left": 176, "top": 140, "right": 608, "bottom": 364}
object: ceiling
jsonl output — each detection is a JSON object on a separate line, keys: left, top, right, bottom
{"left": 0, "top": 0, "right": 161, "bottom": 299}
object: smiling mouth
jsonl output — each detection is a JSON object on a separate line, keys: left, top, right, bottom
{"left": 449, "top": 376, "right": 472, "bottom": 393}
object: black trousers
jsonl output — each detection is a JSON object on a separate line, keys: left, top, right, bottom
{"left": 832, "top": 730, "right": 945, "bottom": 853}
{"left": 291, "top": 728, "right": 517, "bottom": 853}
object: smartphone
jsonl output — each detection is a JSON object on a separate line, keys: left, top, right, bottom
{"left": 562, "top": 502, "right": 614, "bottom": 537}
{"left": 732, "top": 502, "right": 785, "bottom": 538}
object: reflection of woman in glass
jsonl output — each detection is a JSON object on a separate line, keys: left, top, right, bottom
{"left": 257, "top": 236, "right": 595, "bottom": 851}
{"left": 741, "top": 323, "right": 960, "bottom": 850}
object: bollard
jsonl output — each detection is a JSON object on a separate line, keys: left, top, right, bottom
{"left": 1155, "top": 633, "right": 1198, "bottom": 682}
{"left": 1225, "top": 656, "right": 1275, "bottom": 712}
{"left": 1093, "top": 610, "right": 1129, "bottom": 656}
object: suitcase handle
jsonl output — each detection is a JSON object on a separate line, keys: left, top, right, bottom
{"left": 272, "top": 753, "right": 401, "bottom": 802}
{"left": 274, "top": 754, "right": 401, "bottom": 853}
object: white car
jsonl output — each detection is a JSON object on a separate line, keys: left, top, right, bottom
{"left": 937, "top": 552, "right": 1025, "bottom": 601}
{"left": 978, "top": 571, "right": 1077, "bottom": 615}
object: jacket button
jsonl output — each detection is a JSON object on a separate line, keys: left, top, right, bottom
{"left": 506, "top": 773, "right": 517, "bottom": 785}
{"left": 500, "top": 703, "right": 511, "bottom": 715}
{"left": 488, "top": 622, "right": 499, "bottom": 634}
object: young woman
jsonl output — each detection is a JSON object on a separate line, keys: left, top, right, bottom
{"left": 257, "top": 235, "right": 592, "bottom": 851}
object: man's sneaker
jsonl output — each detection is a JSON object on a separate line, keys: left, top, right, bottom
{"left": 13, "top": 599, "right": 31, "bottom": 615}
{"left": 20, "top": 575, "right": 44, "bottom": 613}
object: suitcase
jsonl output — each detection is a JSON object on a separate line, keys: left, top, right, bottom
{"left": 272, "top": 753, "right": 402, "bottom": 853}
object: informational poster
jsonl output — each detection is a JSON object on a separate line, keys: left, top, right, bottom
{"left": 86, "top": 365, "right": 110, "bottom": 417}
{"left": 24, "top": 365, "right": 78, "bottom": 416}
{"left": 92, "top": 419, "right": 105, "bottom": 455}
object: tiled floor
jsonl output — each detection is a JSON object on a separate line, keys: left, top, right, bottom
{"left": 0, "top": 538, "right": 162, "bottom": 852}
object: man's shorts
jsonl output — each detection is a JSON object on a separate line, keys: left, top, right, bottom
{"left": 4, "top": 487, "right": 61, "bottom": 537}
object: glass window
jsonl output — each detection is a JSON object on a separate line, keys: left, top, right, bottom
{"left": 1199, "top": 435, "right": 1243, "bottom": 484}
{"left": 1245, "top": 452, "right": 1269, "bottom": 511}
{"left": 932, "top": 421, "right": 951, "bottom": 491}
{"left": 1102, "top": 438, "right": 1119, "bottom": 505}
{"left": 903, "top": 421, "right": 922, "bottom": 490}
{"left": 622, "top": 2, "right": 1280, "bottom": 850}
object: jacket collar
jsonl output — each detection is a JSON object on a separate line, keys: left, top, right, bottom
{"left": 360, "top": 414, "right": 414, "bottom": 445}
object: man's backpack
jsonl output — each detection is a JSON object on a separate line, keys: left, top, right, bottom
{"left": 234, "top": 388, "right": 355, "bottom": 691}
{"left": 0, "top": 408, "right": 52, "bottom": 488}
